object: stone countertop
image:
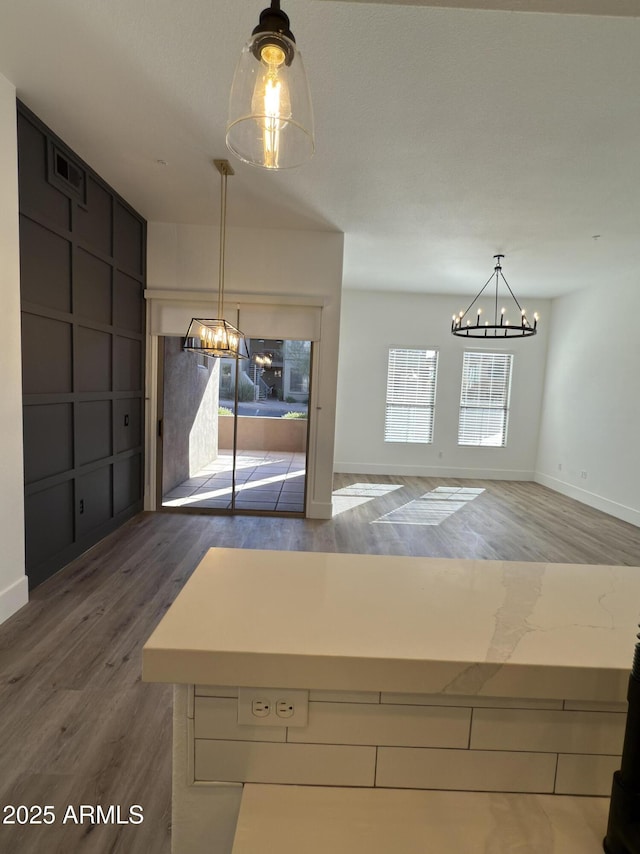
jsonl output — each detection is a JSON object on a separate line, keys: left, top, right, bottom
{"left": 231, "top": 785, "right": 610, "bottom": 854}
{"left": 142, "top": 548, "right": 640, "bottom": 701}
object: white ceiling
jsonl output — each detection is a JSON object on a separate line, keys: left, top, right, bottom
{"left": 1, "top": 0, "right": 640, "bottom": 298}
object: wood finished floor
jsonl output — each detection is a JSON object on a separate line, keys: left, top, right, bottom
{"left": 1, "top": 476, "right": 639, "bottom": 854}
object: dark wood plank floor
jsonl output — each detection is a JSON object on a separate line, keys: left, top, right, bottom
{"left": 1, "top": 476, "right": 639, "bottom": 853}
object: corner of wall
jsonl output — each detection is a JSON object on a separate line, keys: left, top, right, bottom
{"left": 534, "top": 472, "right": 640, "bottom": 528}
{"left": 534, "top": 284, "right": 640, "bottom": 528}
{"left": 0, "top": 73, "right": 27, "bottom": 624}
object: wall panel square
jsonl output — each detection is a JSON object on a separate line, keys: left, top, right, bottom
{"left": 74, "top": 247, "right": 111, "bottom": 324}
{"left": 77, "top": 465, "right": 112, "bottom": 536}
{"left": 25, "top": 481, "right": 75, "bottom": 570}
{"left": 21, "top": 313, "right": 72, "bottom": 394}
{"left": 114, "top": 454, "right": 142, "bottom": 514}
{"left": 115, "top": 398, "right": 141, "bottom": 453}
{"left": 75, "top": 177, "right": 112, "bottom": 256}
{"left": 114, "top": 270, "right": 143, "bottom": 332}
{"left": 77, "top": 401, "right": 112, "bottom": 465}
{"left": 114, "top": 202, "right": 143, "bottom": 275}
{"left": 23, "top": 403, "right": 74, "bottom": 484}
{"left": 20, "top": 217, "right": 71, "bottom": 312}
{"left": 76, "top": 326, "right": 112, "bottom": 392}
{"left": 115, "top": 336, "right": 142, "bottom": 391}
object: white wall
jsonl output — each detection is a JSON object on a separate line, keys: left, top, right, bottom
{"left": 535, "top": 281, "right": 640, "bottom": 527}
{"left": 0, "top": 75, "right": 28, "bottom": 624}
{"left": 146, "top": 223, "right": 343, "bottom": 519}
{"left": 334, "top": 290, "right": 550, "bottom": 479}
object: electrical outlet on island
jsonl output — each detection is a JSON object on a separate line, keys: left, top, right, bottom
{"left": 237, "top": 687, "right": 309, "bottom": 727}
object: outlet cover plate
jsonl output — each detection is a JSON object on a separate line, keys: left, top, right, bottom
{"left": 238, "top": 687, "right": 309, "bottom": 727}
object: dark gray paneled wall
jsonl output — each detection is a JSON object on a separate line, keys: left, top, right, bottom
{"left": 18, "top": 103, "right": 146, "bottom": 589}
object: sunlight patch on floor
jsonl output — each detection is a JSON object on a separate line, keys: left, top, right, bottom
{"left": 333, "top": 483, "right": 404, "bottom": 498}
{"left": 164, "top": 469, "right": 305, "bottom": 508}
{"left": 372, "top": 487, "right": 485, "bottom": 526}
{"left": 331, "top": 483, "right": 404, "bottom": 518}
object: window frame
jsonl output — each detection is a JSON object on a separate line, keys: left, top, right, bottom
{"left": 457, "top": 350, "right": 513, "bottom": 448}
{"left": 384, "top": 347, "right": 439, "bottom": 445}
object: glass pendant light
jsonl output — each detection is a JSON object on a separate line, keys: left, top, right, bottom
{"left": 226, "top": 0, "right": 314, "bottom": 170}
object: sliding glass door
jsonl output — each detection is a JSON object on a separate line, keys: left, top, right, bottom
{"left": 229, "top": 339, "right": 308, "bottom": 513}
{"left": 159, "top": 336, "right": 310, "bottom": 515}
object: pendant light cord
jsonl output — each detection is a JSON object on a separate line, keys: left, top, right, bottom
{"left": 218, "top": 166, "right": 227, "bottom": 319}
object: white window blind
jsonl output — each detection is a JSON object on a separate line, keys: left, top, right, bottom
{"left": 384, "top": 349, "right": 438, "bottom": 443}
{"left": 458, "top": 352, "right": 513, "bottom": 447}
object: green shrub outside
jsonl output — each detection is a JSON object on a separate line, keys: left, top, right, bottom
{"left": 237, "top": 377, "right": 255, "bottom": 401}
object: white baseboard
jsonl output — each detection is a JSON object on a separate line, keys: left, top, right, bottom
{"left": 534, "top": 473, "right": 640, "bottom": 528}
{"left": 307, "top": 500, "right": 333, "bottom": 520}
{"left": 0, "top": 574, "right": 28, "bottom": 625}
{"left": 333, "top": 462, "right": 535, "bottom": 481}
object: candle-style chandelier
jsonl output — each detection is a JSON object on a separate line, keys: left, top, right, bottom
{"left": 451, "top": 255, "right": 539, "bottom": 339}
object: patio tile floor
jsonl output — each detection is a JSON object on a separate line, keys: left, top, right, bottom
{"left": 162, "top": 450, "right": 306, "bottom": 513}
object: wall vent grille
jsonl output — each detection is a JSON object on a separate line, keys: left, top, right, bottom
{"left": 47, "top": 142, "right": 86, "bottom": 204}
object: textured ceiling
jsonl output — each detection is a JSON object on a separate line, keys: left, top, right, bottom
{"left": 1, "top": 0, "right": 639, "bottom": 298}
{"left": 320, "top": 0, "right": 640, "bottom": 14}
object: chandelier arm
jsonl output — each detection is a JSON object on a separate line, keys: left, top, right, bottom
{"left": 458, "top": 271, "right": 496, "bottom": 320}
{"left": 498, "top": 271, "right": 524, "bottom": 313}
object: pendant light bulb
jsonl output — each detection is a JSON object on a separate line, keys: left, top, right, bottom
{"left": 251, "top": 43, "right": 292, "bottom": 169}
{"left": 227, "top": 1, "right": 314, "bottom": 170}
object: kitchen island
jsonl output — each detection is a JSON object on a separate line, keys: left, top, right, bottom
{"left": 143, "top": 548, "right": 639, "bottom": 853}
